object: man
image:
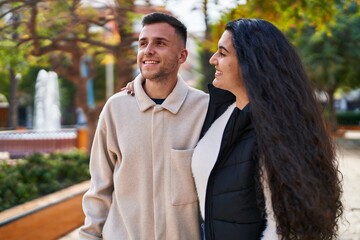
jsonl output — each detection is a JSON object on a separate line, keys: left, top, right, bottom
{"left": 79, "top": 12, "right": 208, "bottom": 239}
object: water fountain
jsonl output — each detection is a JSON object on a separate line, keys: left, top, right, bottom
{"left": 33, "top": 69, "right": 61, "bottom": 131}
{"left": 0, "top": 70, "right": 80, "bottom": 158}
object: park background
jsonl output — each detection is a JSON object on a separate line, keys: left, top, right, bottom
{"left": 0, "top": 0, "right": 360, "bottom": 239}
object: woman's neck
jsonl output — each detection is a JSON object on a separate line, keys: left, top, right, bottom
{"left": 234, "top": 89, "right": 249, "bottom": 110}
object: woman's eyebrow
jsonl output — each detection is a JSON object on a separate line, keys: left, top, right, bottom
{"left": 219, "top": 45, "right": 229, "bottom": 53}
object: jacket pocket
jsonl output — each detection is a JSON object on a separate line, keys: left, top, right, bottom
{"left": 170, "top": 149, "right": 198, "bottom": 205}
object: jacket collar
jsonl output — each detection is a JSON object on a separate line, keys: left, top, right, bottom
{"left": 134, "top": 74, "right": 189, "bottom": 114}
{"left": 207, "top": 83, "right": 236, "bottom": 105}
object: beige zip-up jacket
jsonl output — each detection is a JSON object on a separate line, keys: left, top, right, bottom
{"left": 79, "top": 75, "right": 209, "bottom": 240}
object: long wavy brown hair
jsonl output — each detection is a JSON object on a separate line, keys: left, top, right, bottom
{"left": 225, "top": 18, "right": 343, "bottom": 239}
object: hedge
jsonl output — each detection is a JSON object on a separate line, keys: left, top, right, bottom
{"left": 336, "top": 111, "right": 360, "bottom": 125}
{"left": 0, "top": 150, "right": 90, "bottom": 212}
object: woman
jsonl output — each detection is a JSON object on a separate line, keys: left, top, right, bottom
{"left": 191, "top": 18, "right": 343, "bottom": 240}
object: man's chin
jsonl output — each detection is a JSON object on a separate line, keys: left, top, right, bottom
{"left": 143, "top": 76, "right": 155, "bottom": 81}
{"left": 142, "top": 73, "right": 161, "bottom": 81}
{"left": 141, "top": 71, "right": 156, "bottom": 79}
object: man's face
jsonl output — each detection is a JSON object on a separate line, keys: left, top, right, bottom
{"left": 137, "top": 22, "right": 187, "bottom": 82}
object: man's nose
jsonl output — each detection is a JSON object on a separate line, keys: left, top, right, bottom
{"left": 144, "top": 44, "right": 154, "bottom": 55}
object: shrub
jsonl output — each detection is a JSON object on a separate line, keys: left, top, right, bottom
{"left": 0, "top": 150, "right": 90, "bottom": 212}
{"left": 336, "top": 111, "right": 360, "bottom": 125}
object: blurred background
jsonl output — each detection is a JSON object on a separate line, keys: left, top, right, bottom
{"left": 0, "top": 0, "right": 359, "bottom": 239}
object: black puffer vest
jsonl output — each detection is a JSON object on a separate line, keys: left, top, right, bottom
{"left": 201, "top": 85, "right": 266, "bottom": 240}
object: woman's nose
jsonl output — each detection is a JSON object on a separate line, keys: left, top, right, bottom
{"left": 209, "top": 53, "right": 217, "bottom": 65}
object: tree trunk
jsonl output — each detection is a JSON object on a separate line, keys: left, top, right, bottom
{"left": 326, "top": 87, "right": 337, "bottom": 132}
{"left": 199, "top": 50, "right": 214, "bottom": 92}
{"left": 52, "top": 51, "right": 99, "bottom": 154}
{"left": 197, "top": 0, "right": 215, "bottom": 92}
{"left": 114, "top": 0, "right": 136, "bottom": 91}
{"left": 71, "top": 53, "right": 98, "bottom": 153}
{"left": 8, "top": 67, "right": 18, "bottom": 129}
{"left": 115, "top": 50, "right": 135, "bottom": 91}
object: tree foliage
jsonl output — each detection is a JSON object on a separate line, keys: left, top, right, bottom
{"left": 299, "top": 1, "right": 360, "bottom": 90}
{"left": 223, "top": 0, "right": 339, "bottom": 32}
{"left": 0, "top": 1, "right": 171, "bottom": 135}
{"left": 0, "top": 0, "right": 139, "bottom": 146}
{"left": 1, "top": 0, "right": 116, "bottom": 131}
{"left": 191, "top": 0, "right": 340, "bottom": 90}
{"left": 206, "top": 0, "right": 360, "bottom": 127}
{"left": 0, "top": 9, "right": 31, "bottom": 128}
{"left": 297, "top": 1, "right": 360, "bottom": 127}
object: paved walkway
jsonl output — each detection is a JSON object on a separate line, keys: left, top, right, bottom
{"left": 59, "top": 135, "right": 360, "bottom": 240}
{"left": 338, "top": 138, "right": 360, "bottom": 240}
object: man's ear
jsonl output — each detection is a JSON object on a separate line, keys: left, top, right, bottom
{"left": 178, "top": 49, "right": 188, "bottom": 63}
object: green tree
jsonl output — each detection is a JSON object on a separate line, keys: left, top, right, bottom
{"left": 206, "top": 0, "right": 359, "bottom": 128}
{"left": 298, "top": 1, "right": 360, "bottom": 129}
{"left": 0, "top": 0, "right": 137, "bottom": 148}
{"left": 0, "top": 0, "right": 171, "bottom": 149}
{"left": 197, "top": 0, "right": 230, "bottom": 92}
{"left": 223, "top": 0, "right": 338, "bottom": 32}
{"left": 188, "top": 0, "right": 339, "bottom": 90}
{"left": 1, "top": 1, "right": 108, "bottom": 131}
{"left": 0, "top": 9, "right": 30, "bottom": 128}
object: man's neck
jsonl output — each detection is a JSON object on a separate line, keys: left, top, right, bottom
{"left": 143, "top": 77, "right": 177, "bottom": 99}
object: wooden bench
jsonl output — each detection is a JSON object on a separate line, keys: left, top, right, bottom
{"left": 335, "top": 125, "right": 360, "bottom": 138}
{"left": 0, "top": 181, "right": 89, "bottom": 240}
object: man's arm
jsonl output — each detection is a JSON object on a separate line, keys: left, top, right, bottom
{"left": 79, "top": 112, "right": 116, "bottom": 239}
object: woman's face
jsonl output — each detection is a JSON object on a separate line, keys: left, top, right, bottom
{"left": 209, "top": 30, "right": 243, "bottom": 94}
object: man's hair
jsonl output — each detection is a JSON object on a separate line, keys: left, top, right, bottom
{"left": 141, "top": 12, "right": 187, "bottom": 46}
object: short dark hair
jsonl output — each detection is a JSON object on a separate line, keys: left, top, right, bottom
{"left": 141, "top": 12, "right": 187, "bottom": 46}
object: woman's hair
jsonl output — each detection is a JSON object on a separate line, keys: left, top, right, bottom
{"left": 225, "top": 18, "right": 343, "bottom": 239}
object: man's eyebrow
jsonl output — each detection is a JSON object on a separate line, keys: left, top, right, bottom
{"left": 219, "top": 45, "right": 229, "bottom": 53}
{"left": 139, "top": 37, "right": 170, "bottom": 42}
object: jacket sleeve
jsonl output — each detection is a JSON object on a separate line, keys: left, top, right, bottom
{"left": 79, "top": 110, "right": 117, "bottom": 240}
